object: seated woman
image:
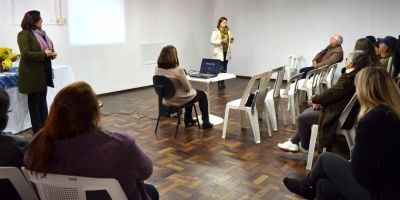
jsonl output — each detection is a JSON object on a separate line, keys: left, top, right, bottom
{"left": 0, "top": 89, "right": 29, "bottom": 199}
{"left": 278, "top": 50, "right": 369, "bottom": 152}
{"left": 25, "top": 82, "right": 159, "bottom": 200}
{"left": 155, "top": 45, "right": 213, "bottom": 129}
{"left": 283, "top": 67, "right": 400, "bottom": 200}
{"left": 341, "top": 38, "right": 379, "bottom": 73}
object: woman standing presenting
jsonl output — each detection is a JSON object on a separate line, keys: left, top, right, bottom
{"left": 211, "top": 17, "right": 234, "bottom": 89}
{"left": 17, "top": 10, "right": 57, "bottom": 133}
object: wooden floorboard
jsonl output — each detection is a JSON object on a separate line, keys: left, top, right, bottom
{"left": 20, "top": 77, "right": 307, "bottom": 200}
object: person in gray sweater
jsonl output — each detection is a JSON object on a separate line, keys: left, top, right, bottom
{"left": 24, "top": 82, "right": 158, "bottom": 200}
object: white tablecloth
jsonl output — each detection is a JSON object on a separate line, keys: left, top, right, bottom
{"left": 4, "top": 65, "right": 75, "bottom": 134}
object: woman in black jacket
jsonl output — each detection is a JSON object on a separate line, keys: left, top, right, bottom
{"left": 283, "top": 67, "right": 400, "bottom": 200}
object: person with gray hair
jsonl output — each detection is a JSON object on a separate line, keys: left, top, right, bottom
{"left": 299, "top": 34, "right": 344, "bottom": 77}
{"left": 278, "top": 50, "right": 369, "bottom": 153}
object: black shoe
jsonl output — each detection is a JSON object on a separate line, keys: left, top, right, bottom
{"left": 283, "top": 177, "right": 315, "bottom": 199}
{"left": 202, "top": 122, "right": 213, "bottom": 129}
{"left": 184, "top": 118, "right": 197, "bottom": 127}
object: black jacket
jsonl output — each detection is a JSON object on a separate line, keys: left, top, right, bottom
{"left": 351, "top": 106, "right": 400, "bottom": 200}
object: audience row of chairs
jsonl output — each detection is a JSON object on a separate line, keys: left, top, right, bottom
{"left": 222, "top": 57, "right": 339, "bottom": 144}
{"left": 0, "top": 166, "right": 127, "bottom": 200}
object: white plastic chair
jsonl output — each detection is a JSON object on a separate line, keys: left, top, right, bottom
{"left": 297, "top": 66, "right": 326, "bottom": 100}
{"left": 282, "top": 73, "right": 304, "bottom": 125}
{"left": 306, "top": 94, "right": 357, "bottom": 170}
{"left": 386, "top": 56, "right": 395, "bottom": 78}
{"left": 21, "top": 167, "right": 128, "bottom": 200}
{"left": 286, "top": 55, "right": 302, "bottom": 80}
{"left": 222, "top": 71, "right": 272, "bottom": 143}
{"left": 0, "top": 167, "right": 39, "bottom": 200}
{"left": 265, "top": 66, "right": 285, "bottom": 131}
{"left": 321, "top": 63, "right": 338, "bottom": 89}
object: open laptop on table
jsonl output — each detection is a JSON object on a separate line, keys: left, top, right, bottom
{"left": 188, "top": 58, "right": 221, "bottom": 79}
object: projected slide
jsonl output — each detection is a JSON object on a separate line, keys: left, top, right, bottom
{"left": 68, "top": 0, "right": 126, "bottom": 46}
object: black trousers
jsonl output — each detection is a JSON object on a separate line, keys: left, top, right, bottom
{"left": 308, "top": 152, "right": 370, "bottom": 200}
{"left": 218, "top": 52, "right": 229, "bottom": 87}
{"left": 144, "top": 183, "right": 159, "bottom": 200}
{"left": 299, "top": 66, "right": 314, "bottom": 78}
{"left": 28, "top": 90, "right": 48, "bottom": 133}
{"left": 184, "top": 90, "right": 210, "bottom": 123}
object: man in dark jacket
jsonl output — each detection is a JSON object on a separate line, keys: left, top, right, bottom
{"left": 300, "top": 34, "right": 344, "bottom": 77}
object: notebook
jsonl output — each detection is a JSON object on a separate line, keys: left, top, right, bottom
{"left": 188, "top": 58, "right": 221, "bottom": 78}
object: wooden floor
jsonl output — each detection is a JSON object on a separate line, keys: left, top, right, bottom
{"left": 21, "top": 77, "right": 308, "bottom": 199}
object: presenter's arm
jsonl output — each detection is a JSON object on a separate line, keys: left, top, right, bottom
{"left": 17, "top": 31, "right": 46, "bottom": 61}
{"left": 210, "top": 30, "right": 222, "bottom": 46}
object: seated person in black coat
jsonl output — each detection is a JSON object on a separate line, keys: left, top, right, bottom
{"left": 0, "top": 89, "right": 29, "bottom": 199}
{"left": 283, "top": 67, "right": 400, "bottom": 200}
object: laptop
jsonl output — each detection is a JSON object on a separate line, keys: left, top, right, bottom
{"left": 188, "top": 58, "right": 221, "bottom": 79}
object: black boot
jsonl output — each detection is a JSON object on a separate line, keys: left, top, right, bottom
{"left": 283, "top": 176, "right": 315, "bottom": 199}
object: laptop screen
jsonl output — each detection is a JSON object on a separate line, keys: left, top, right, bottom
{"left": 200, "top": 59, "right": 221, "bottom": 74}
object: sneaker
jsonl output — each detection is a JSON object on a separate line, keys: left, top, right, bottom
{"left": 277, "top": 139, "right": 299, "bottom": 152}
{"left": 283, "top": 177, "right": 315, "bottom": 199}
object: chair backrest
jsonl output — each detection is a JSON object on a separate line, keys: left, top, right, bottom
{"left": 287, "top": 55, "right": 301, "bottom": 70}
{"left": 286, "top": 55, "right": 302, "bottom": 79}
{"left": 239, "top": 71, "right": 272, "bottom": 110}
{"left": 322, "top": 63, "right": 337, "bottom": 86}
{"left": 153, "top": 75, "right": 176, "bottom": 99}
{"left": 395, "top": 76, "right": 400, "bottom": 88}
{"left": 299, "top": 67, "right": 325, "bottom": 98}
{"left": 335, "top": 94, "right": 358, "bottom": 148}
{"left": 270, "top": 66, "right": 285, "bottom": 98}
{"left": 387, "top": 56, "right": 395, "bottom": 78}
{"left": 21, "top": 167, "right": 128, "bottom": 200}
{"left": 0, "top": 167, "right": 39, "bottom": 200}
{"left": 281, "top": 73, "right": 304, "bottom": 96}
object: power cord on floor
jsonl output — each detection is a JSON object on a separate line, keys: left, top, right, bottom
{"left": 100, "top": 110, "right": 158, "bottom": 120}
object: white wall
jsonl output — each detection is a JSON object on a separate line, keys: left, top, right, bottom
{"left": 213, "top": 0, "right": 400, "bottom": 76}
{"left": 0, "top": 0, "right": 213, "bottom": 94}
{"left": 1, "top": 0, "right": 399, "bottom": 93}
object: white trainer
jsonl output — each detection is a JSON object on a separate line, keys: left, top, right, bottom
{"left": 277, "top": 139, "right": 299, "bottom": 152}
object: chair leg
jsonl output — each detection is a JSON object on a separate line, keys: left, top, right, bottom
{"left": 247, "top": 108, "right": 261, "bottom": 144}
{"left": 262, "top": 106, "right": 272, "bottom": 137}
{"left": 175, "top": 109, "right": 181, "bottom": 138}
{"left": 193, "top": 104, "right": 200, "bottom": 129}
{"left": 155, "top": 113, "right": 161, "bottom": 134}
{"left": 240, "top": 110, "right": 246, "bottom": 129}
{"left": 290, "top": 96, "right": 296, "bottom": 125}
{"left": 265, "top": 97, "right": 277, "bottom": 131}
{"left": 222, "top": 107, "right": 230, "bottom": 139}
{"left": 306, "top": 124, "right": 319, "bottom": 170}
{"left": 279, "top": 99, "right": 287, "bottom": 126}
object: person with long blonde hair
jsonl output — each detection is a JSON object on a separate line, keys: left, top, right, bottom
{"left": 25, "top": 82, "right": 159, "bottom": 200}
{"left": 283, "top": 67, "right": 400, "bottom": 200}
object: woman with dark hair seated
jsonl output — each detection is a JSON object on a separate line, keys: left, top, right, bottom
{"left": 25, "top": 82, "right": 159, "bottom": 200}
{"left": 283, "top": 67, "right": 400, "bottom": 200}
{"left": 0, "top": 89, "right": 29, "bottom": 199}
{"left": 155, "top": 45, "right": 213, "bottom": 129}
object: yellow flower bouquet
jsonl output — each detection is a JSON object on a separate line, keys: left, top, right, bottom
{"left": 0, "top": 47, "right": 18, "bottom": 72}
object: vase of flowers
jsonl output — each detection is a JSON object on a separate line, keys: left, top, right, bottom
{"left": 0, "top": 47, "right": 18, "bottom": 72}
